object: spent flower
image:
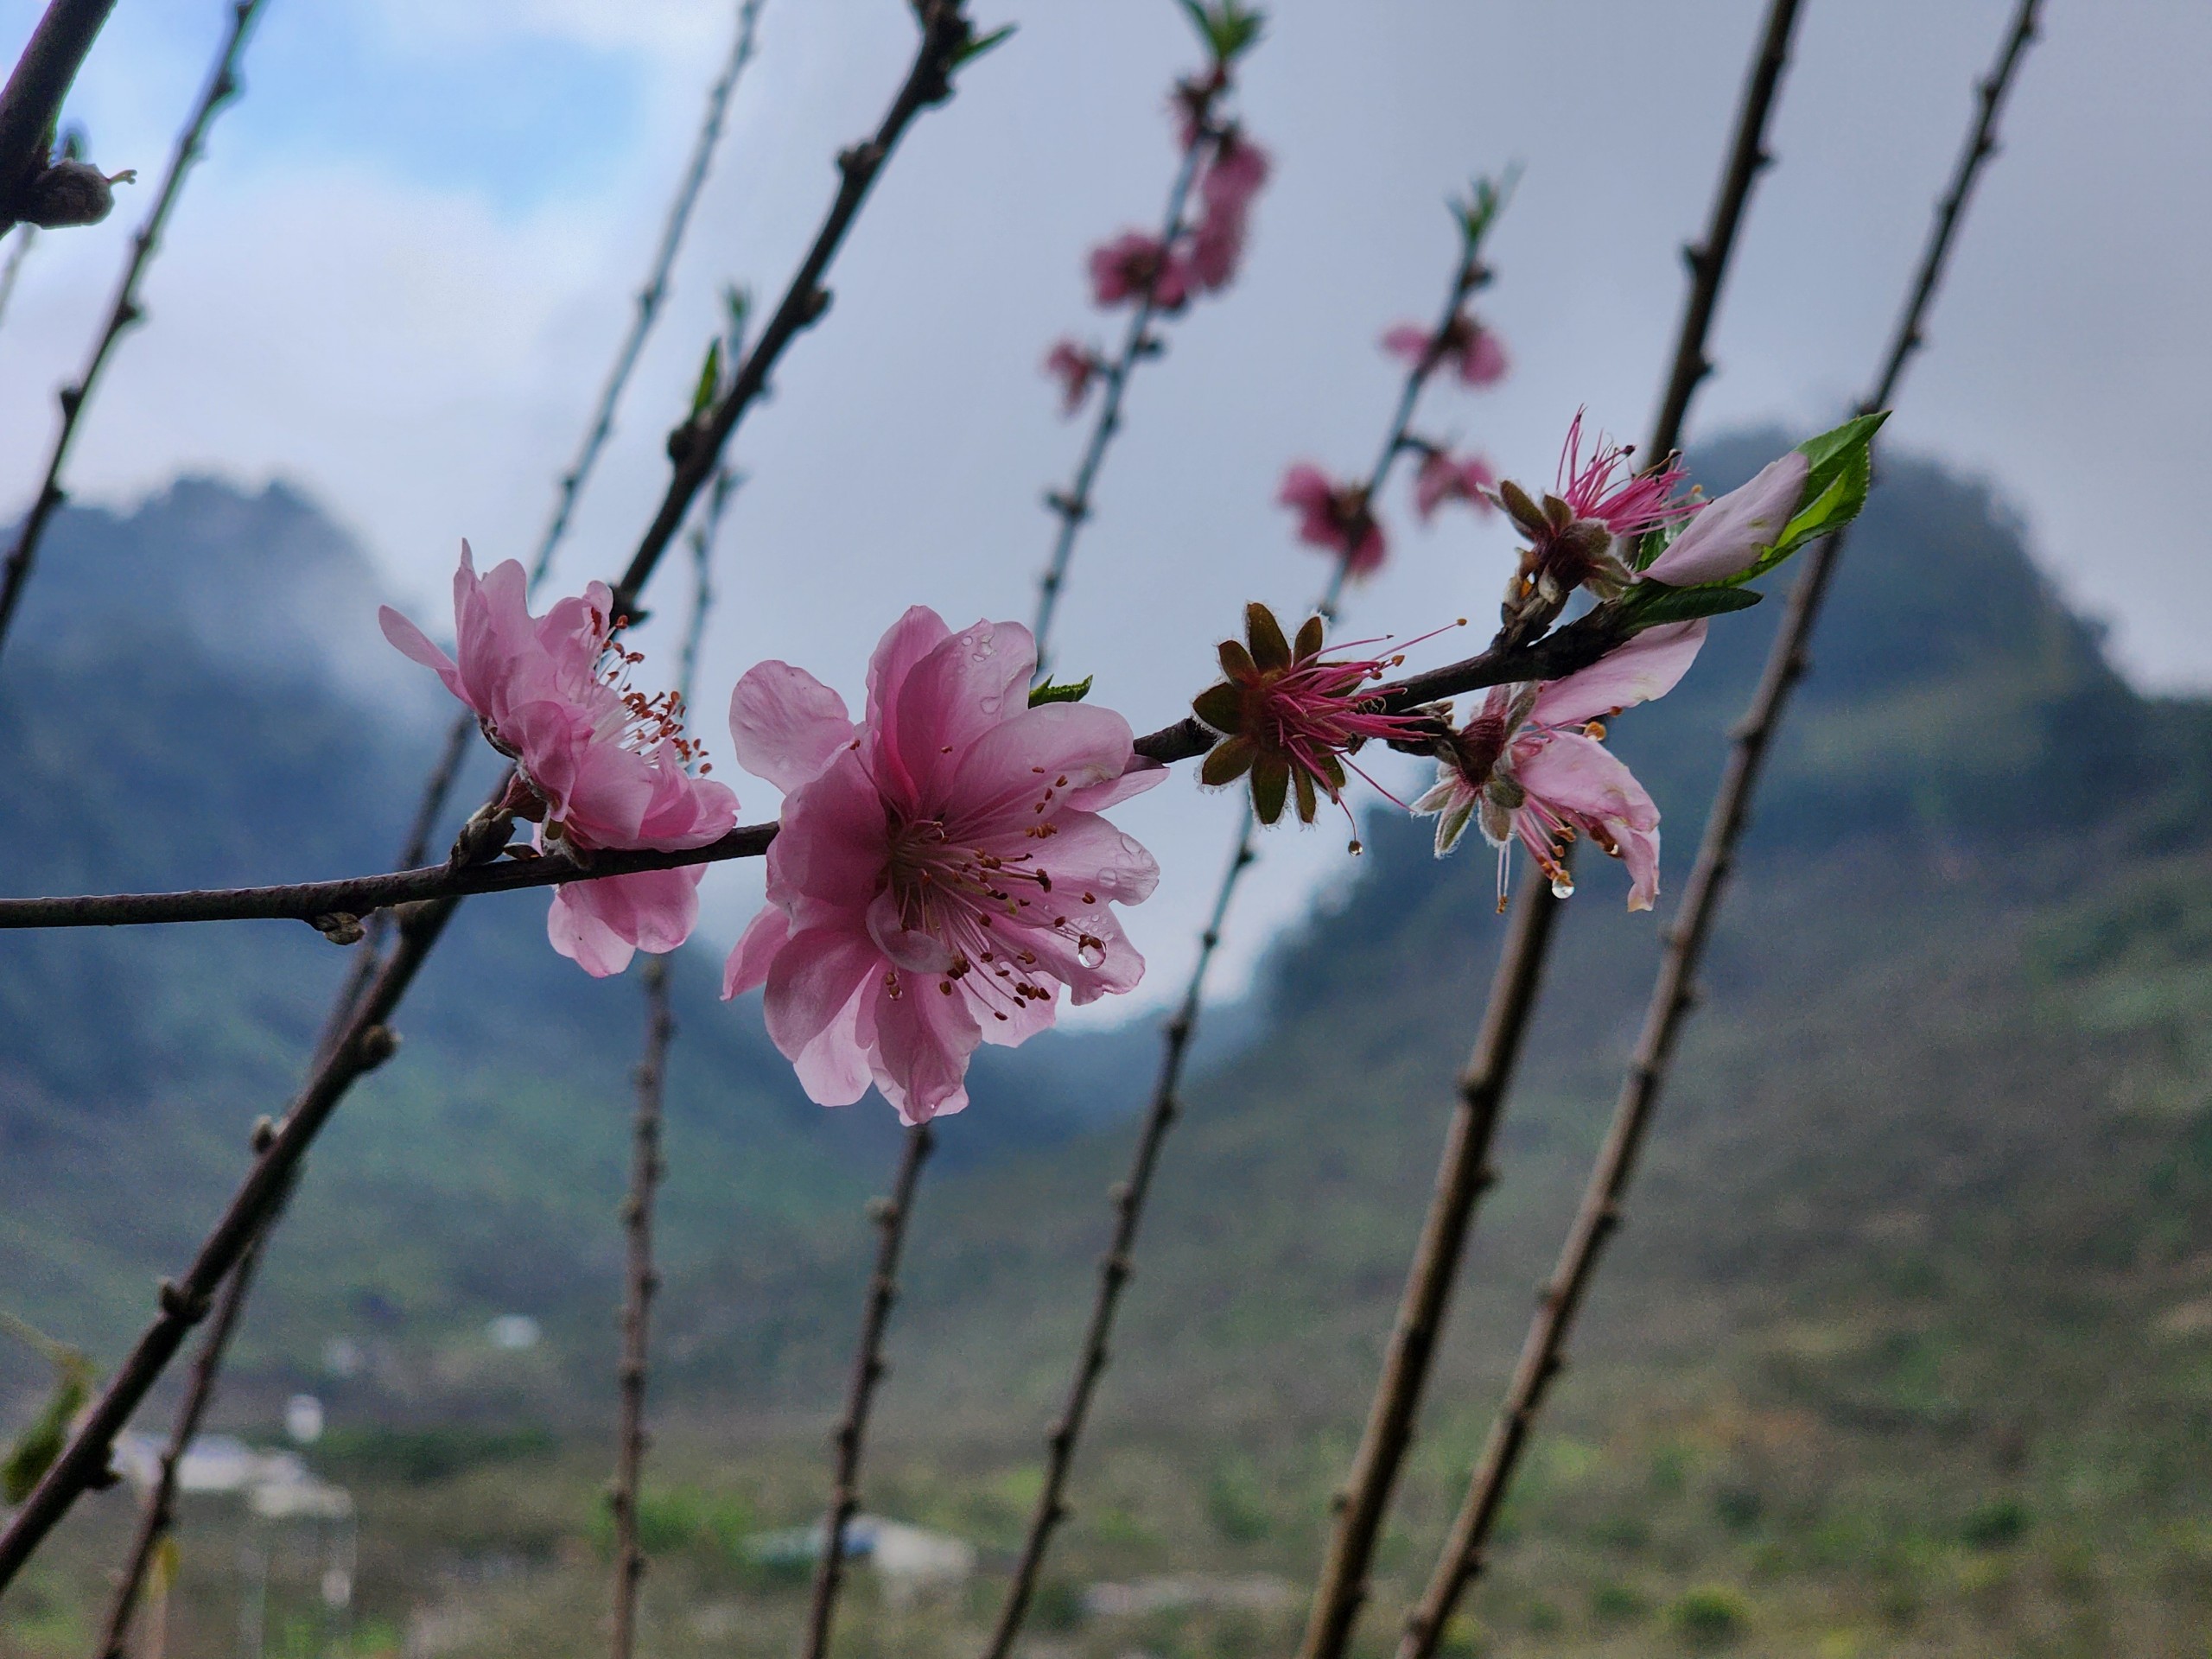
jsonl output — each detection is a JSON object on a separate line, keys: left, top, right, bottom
{"left": 1413, "top": 448, "right": 1500, "bottom": 523}
{"left": 1413, "top": 622, "right": 1706, "bottom": 911}
{"left": 1279, "top": 463, "right": 1385, "bottom": 576}
{"left": 1382, "top": 310, "right": 1508, "bottom": 388}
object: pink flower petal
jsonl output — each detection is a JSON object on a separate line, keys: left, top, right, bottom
{"left": 728, "top": 660, "right": 855, "bottom": 793}
{"left": 723, "top": 905, "right": 792, "bottom": 1000}
{"left": 868, "top": 969, "right": 983, "bottom": 1125}
{"left": 762, "top": 924, "right": 882, "bottom": 1107}
{"left": 1532, "top": 621, "right": 1707, "bottom": 728}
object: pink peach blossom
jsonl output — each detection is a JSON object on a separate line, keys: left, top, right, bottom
{"left": 1496, "top": 411, "right": 1700, "bottom": 628}
{"left": 1382, "top": 311, "right": 1508, "bottom": 388}
{"left": 1186, "top": 130, "right": 1270, "bottom": 291}
{"left": 1278, "top": 462, "right": 1385, "bottom": 577}
{"left": 1413, "top": 450, "right": 1500, "bottom": 523}
{"left": 1088, "top": 230, "right": 1191, "bottom": 311}
{"left": 380, "top": 543, "right": 737, "bottom": 977}
{"left": 1044, "top": 338, "right": 1102, "bottom": 416}
{"left": 723, "top": 607, "right": 1161, "bottom": 1125}
{"left": 1411, "top": 622, "right": 1707, "bottom": 911}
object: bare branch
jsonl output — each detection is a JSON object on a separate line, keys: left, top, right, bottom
{"left": 0, "top": 0, "right": 116, "bottom": 237}
{"left": 1296, "top": 7, "right": 1807, "bottom": 1655}
{"left": 0, "top": 0, "right": 270, "bottom": 660}
{"left": 802, "top": 1125, "right": 934, "bottom": 1659}
{"left": 0, "top": 4, "right": 976, "bottom": 1590}
{"left": 1398, "top": 10, "right": 2041, "bottom": 1654}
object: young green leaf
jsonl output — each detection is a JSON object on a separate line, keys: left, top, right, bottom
{"left": 690, "top": 338, "right": 723, "bottom": 420}
{"left": 1722, "top": 410, "right": 1889, "bottom": 585}
{"left": 952, "top": 22, "right": 1016, "bottom": 71}
{"left": 2, "top": 1351, "right": 92, "bottom": 1504}
{"left": 1618, "top": 582, "right": 1766, "bottom": 628}
{"left": 1028, "top": 674, "right": 1092, "bottom": 708}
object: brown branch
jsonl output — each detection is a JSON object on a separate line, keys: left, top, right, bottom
{"left": 92, "top": 1198, "right": 282, "bottom": 1659}
{"left": 1294, "top": 7, "right": 1806, "bottom": 1655}
{"left": 0, "top": 612, "right": 1650, "bottom": 934}
{"left": 0, "top": 11, "right": 979, "bottom": 1592}
{"left": 1648, "top": 0, "right": 1802, "bottom": 461}
{"left": 0, "top": 0, "right": 268, "bottom": 659}
{"left": 802, "top": 1124, "right": 934, "bottom": 1659}
{"left": 607, "top": 0, "right": 976, "bottom": 625}
{"left": 984, "top": 195, "right": 1512, "bottom": 1659}
{"left": 1030, "top": 78, "right": 1230, "bottom": 664}
{"left": 0, "top": 0, "right": 115, "bottom": 236}
{"left": 0, "top": 896, "right": 447, "bottom": 1589}
{"left": 609, "top": 958, "right": 674, "bottom": 1659}
{"left": 1396, "top": 10, "right": 2040, "bottom": 1654}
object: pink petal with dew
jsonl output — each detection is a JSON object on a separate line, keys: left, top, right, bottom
{"left": 630, "top": 754, "right": 738, "bottom": 850}
{"left": 1064, "top": 756, "right": 1166, "bottom": 813}
{"left": 887, "top": 619, "right": 1037, "bottom": 805}
{"left": 1514, "top": 729, "right": 1660, "bottom": 829}
{"left": 863, "top": 889, "right": 962, "bottom": 976}
{"left": 998, "top": 807, "right": 1160, "bottom": 908}
{"left": 1616, "top": 818, "right": 1662, "bottom": 912}
{"left": 728, "top": 660, "right": 855, "bottom": 792}
{"left": 861, "top": 606, "right": 953, "bottom": 802}
{"left": 723, "top": 905, "right": 791, "bottom": 1000}
{"left": 1642, "top": 450, "right": 1809, "bottom": 586}
{"left": 943, "top": 702, "right": 1135, "bottom": 823}
{"left": 1532, "top": 621, "right": 1707, "bottom": 728}
{"left": 762, "top": 924, "right": 882, "bottom": 1108}
{"left": 868, "top": 969, "right": 983, "bottom": 1125}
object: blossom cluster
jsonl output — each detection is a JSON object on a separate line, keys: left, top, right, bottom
{"left": 379, "top": 414, "right": 1870, "bottom": 1122}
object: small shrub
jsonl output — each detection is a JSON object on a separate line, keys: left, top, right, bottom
{"left": 1592, "top": 1581, "right": 1651, "bottom": 1623}
{"left": 1961, "top": 1496, "right": 2031, "bottom": 1548}
{"left": 1668, "top": 1586, "right": 1750, "bottom": 1649}
{"left": 1714, "top": 1484, "right": 1764, "bottom": 1533}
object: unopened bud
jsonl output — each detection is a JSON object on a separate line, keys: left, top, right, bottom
{"left": 20, "top": 161, "right": 135, "bottom": 229}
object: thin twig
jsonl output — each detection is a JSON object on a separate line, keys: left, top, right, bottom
{"left": 607, "top": 461, "right": 734, "bottom": 1659}
{"left": 0, "top": 0, "right": 116, "bottom": 236}
{"left": 801, "top": 1124, "right": 935, "bottom": 1659}
{"left": 609, "top": 957, "right": 674, "bottom": 1659}
{"left": 0, "top": 222, "right": 35, "bottom": 327}
{"left": 0, "top": 608, "right": 1681, "bottom": 935}
{"left": 92, "top": 1193, "right": 283, "bottom": 1659}
{"left": 0, "top": 0, "right": 269, "bottom": 661}
{"left": 0, "top": 8, "right": 977, "bottom": 1592}
{"left": 1295, "top": 10, "right": 1804, "bottom": 1656}
{"left": 1397, "top": 11, "right": 2040, "bottom": 1654}
{"left": 984, "top": 204, "right": 1507, "bottom": 1659}
{"left": 1029, "top": 82, "right": 1225, "bottom": 667}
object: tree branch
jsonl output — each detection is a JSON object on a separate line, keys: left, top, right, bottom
{"left": 1397, "top": 10, "right": 2040, "bottom": 1654}
{"left": 984, "top": 196, "right": 1512, "bottom": 1659}
{"left": 0, "top": 4, "right": 976, "bottom": 1592}
{"left": 1294, "top": 7, "right": 1806, "bottom": 1655}
{"left": 609, "top": 957, "right": 673, "bottom": 1659}
{"left": 801, "top": 1124, "right": 934, "bottom": 1659}
{"left": 0, "top": 0, "right": 116, "bottom": 236}
{"left": 0, "top": 0, "right": 269, "bottom": 661}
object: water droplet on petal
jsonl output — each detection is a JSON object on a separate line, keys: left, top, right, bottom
{"left": 1077, "top": 939, "right": 1106, "bottom": 969}
{"left": 1116, "top": 833, "right": 1144, "bottom": 860}
{"left": 1550, "top": 876, "right": 1575, "bottom": 899}
{"left": 980, "top": 695, "right": 1001, "bottom": 714}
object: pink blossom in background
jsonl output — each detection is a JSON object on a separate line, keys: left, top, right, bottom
{"left": 1044, "top": 338, "right": 1101, "bottom": 416}
{"left": 1278, "top": 462, "right": 1385, "bottom": 576}
{"left": 1413, "top": 449, "right": 1500, "bottom": 522}
{"left": 380, "top": 543, "right": 738, "bottom": 977}
{"left": 1187, "top": 130, "right": 1271, "bottom": 291}
{"left": 1088, "top": 230, "right": 1191, "bottom": 311}
{"left": 1382, "top": 310, "right": 1509, "bottom": 388}
{"left": 1641, "top": 449, "right": 1809, "bottom": 586}
{"left": 723, "top": 607, "right": 1161, "bottom": 1125}
{"left": 1412, "top": 621, "right": 1707, "bottom": 910}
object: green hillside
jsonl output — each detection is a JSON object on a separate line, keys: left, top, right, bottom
{"left": 6, "top": 451, "right": 2212, "bottom": 1657}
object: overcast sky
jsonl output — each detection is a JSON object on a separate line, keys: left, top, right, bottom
{"left": 3, "top": 0, "right": 2207, "bottom": 1013}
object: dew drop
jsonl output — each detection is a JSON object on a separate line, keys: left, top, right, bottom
{"left": 1077, "top": 939, "right": 1106, "bottom": 969}
{"left": 1348, "top": 839, "right": 1363, "bottom": 856}
{"left": 980, "top": 694, "right": 1001, "bottom": 714}
{"left": 1550, "top": 876, "right": 1575, "bottom": 899}
{"left": 1116, "top": 833, "right": 1145, "bottom": 859}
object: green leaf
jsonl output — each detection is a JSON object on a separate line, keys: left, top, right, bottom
{"left": 690, "top": 338, "right": 722, "bottom": 419}
{"left": 1177, "top": 0, "right": 1264, "bottom": 63}
{"left": 1619, "top": 582, "right": 1766, "bottom": 628}
{"left": 1451, "top": 165, "right": 1519, "bottom": 251}
{"left": 1722, "top": 410, "right": 1890, "bottom": 586}
{"left": 952, "top": 22, "right": 1015, "bottom": 70}
{"left": 721, "top": 283, "right": 752, "bottom": 344}
{"left": 1027, "top": 673, "right": 1092, "bottom": 708}
{"left": 3, "top": 1351, "right": 92, "bottom": 1504}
